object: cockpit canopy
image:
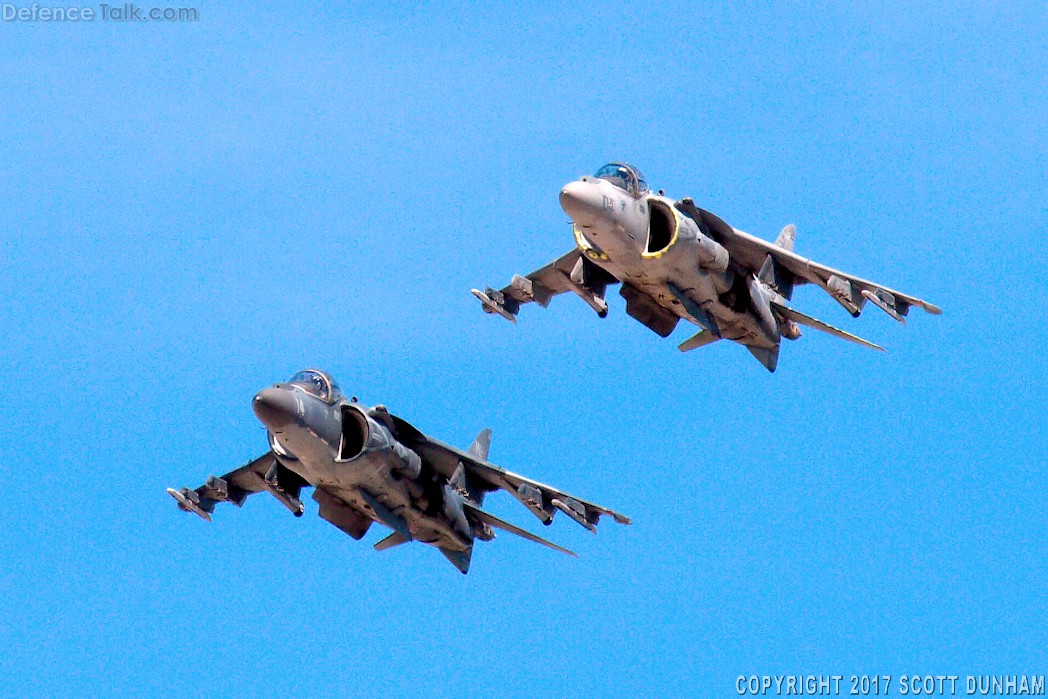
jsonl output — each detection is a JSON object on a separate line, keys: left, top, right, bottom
{"left": 288, "top": 369, "right": 342, "bottom": 403}
{"left": 594, "top": 162, "right": 648, "bottom": 197}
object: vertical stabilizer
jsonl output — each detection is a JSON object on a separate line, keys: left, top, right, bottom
{"left": 467, "top": 428, "right": 491, "bottom": 461}
{"left": 455, "top": 429, "right": 493, "bottom": 506}
{"left": 757, "top": 225, "right": 797, "bottom": 300}
{"left": 439, "top": 546, "right": 473, "bottom": 574}
{"left": 746, "top": 344, "right": 780, "bottom": 373}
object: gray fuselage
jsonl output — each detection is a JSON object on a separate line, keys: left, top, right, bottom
{"left": 560, "top": 175, "right": 780, "bottom": 349}
{"left": 254, "top": 383, "right": 472, "bottom": 553}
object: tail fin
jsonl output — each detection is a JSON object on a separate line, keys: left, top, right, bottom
{"left": 464, "top": 502, "right": 577, "bottom": 558}
{"left": 758, "top": 226, "right": 797, "bottom": 300}
{"left": 451, "top": 429, "right": 493, "bottom": 506}
{"left": 467, "top": 428, "right": 491, "bottom": 461}
{"left": 771, "top": 302, "right": 884, "bottom": 351}
{"left": 775, "top": 224, "right": 796, "bottom": 251}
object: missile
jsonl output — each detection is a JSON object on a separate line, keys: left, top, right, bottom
{"left": 470, "top": 288, "right": 516, "bottom": 323}
{"left": 825, "top": 274, "right": 864, "bottom": 316}
{"left": 262, "top": 465, "right": 305, "bottom": 517}
{"left": 204, "top": 475, "right": 229, "bottom": 501}
{"left": 861, "top": 288, "right": 906, "bottom": 324}
{"left": 166, "top": 487, "right": 212, "bottom": 522}
{"left": 261, "top": 481, "right": 305, "bottom": 517}
{"left": 551, "top": 497, "right": 596, "bottom": 534}
{"left": 574, "top": 288, "right": 609, "bottom": 318}
{"left": 567, "top": 258, "right": 610, "bottom": 317}
{"left": 515, "top": 483, "right": 554, "bottom": 524}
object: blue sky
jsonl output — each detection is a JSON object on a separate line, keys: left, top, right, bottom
{"left": 0, "top": 2, "right": 1044, "bottom": 696}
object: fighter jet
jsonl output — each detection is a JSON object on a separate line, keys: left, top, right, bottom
{"left": 167, "top": 369, "right": 630, "bottom": 573}
{"left": 473, "top": 162, "right": 941, "bottom": 372}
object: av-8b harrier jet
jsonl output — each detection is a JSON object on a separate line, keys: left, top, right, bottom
{"left": 473, "top": 163, "right": 940, "bottom": 372}
{"left": 167, "top": 369, "right": 629, "bottom": 573}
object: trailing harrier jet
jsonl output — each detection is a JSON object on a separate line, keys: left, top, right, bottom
{"left": 168, "top": 369, "right": 629, "bottom": 573}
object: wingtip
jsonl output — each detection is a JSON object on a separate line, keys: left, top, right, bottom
{"left": 925, "top": 302, "right": 943, "bottom": 315}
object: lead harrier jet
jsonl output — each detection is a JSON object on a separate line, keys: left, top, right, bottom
{"left": 168, "top": 370, "right": 630, "bottom": 573}
{"left": 473, "top": 162, "right": 940, "bottom": 372}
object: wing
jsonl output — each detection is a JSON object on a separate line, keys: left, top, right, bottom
{"left": 167, "top": 452, "right": 308, "bottom": 521}
{"left": 677, "top": 199, "right": 941, "bottom": 320}
{"left": 472, "top": 248, "right": 616, "bottom": 321}
{"left": 464, "top": 457, "right": 633, "bottom": 531}
{"left": 391, "top": 417, "right": 631, "bottom": 533}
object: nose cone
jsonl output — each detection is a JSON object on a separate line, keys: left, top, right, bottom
{"left": 559, "top": 179, "right": 604, "bottom": 225}
{"left": 252, "top": 387, "right": 298, "bottom": 430}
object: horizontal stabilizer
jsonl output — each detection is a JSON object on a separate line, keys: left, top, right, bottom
{"left": 464, "top": 502, "right": 577, "bottom": 557}
{"left": 374, "top": 531, "right": 410, "bottom": 552}
{"left": 678, "top": 330, "right": 720, "bottom": 353}
{"left": 771, "top": 302, "right": 884, "bottom": 351}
